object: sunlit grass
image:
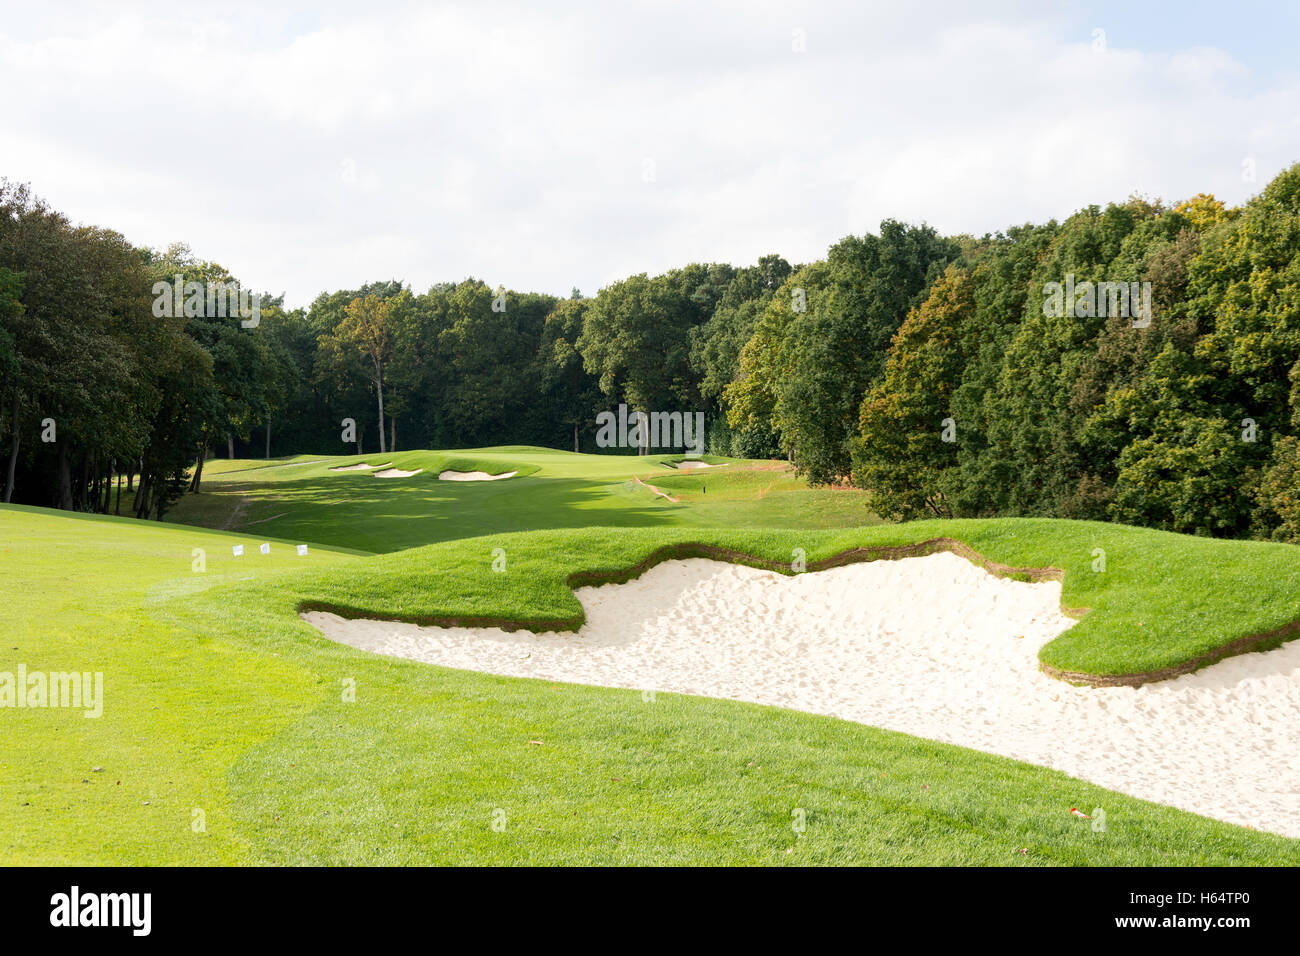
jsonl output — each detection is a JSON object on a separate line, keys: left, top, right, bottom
{"left": 3, "top": 499, "right": 1299, "bottom": 864}
{"left": 163, "top": 447, "right": 880, "bottom": 551}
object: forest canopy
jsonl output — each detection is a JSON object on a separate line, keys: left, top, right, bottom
{"left": 3, "top": 165, "right": 1300, "bottom": 542}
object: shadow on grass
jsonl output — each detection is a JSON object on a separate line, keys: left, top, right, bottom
{"left": 166, "top": 474, "right": 682, "bottom": 552}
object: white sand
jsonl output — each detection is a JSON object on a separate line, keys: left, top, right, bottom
{"left": 438, "top": 470, "right": 518, "bottom": 481}
{"left": 329, "top": 461, "right": 392, "bottom": 472}
{"left": 674, "top": 459, "right": 725, "bottom": 469}
{"left": 374, "top": 467, "right": 424, "bottom": 478}
{"left": 301, "top": 552, "right": 1300, "bottom": 837}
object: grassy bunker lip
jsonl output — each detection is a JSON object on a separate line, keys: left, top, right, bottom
{"left": 328, "top": 460, "right": 394, "bottom": 471}
{"left": 297, "top": 538, "right": 1084, "bottom": 659}
{"left": 295, "top": 534, "right": 1300, "bottom": 688}
{"left": 1039, "top": 618, "right": 1300, "bottom": 687}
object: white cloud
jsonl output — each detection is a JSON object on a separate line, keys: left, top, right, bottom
{"left": 1, "top": 0, "right": 1297, "bottom": 307}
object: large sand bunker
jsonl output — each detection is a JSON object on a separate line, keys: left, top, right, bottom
{"left": 374, "top": 467, "right": 424, "bottom": 478}
{"left": 438, "top": 470, "right": 518, "bottom": 481}
{"left": 303, "top": 551, "right": 1300, "bottom": 837}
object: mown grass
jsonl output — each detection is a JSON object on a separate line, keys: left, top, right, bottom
{"left": 0, "top": 505, "right": 359, "bottom": 864}
{"left": 3, "top": 498, "right": 1300, "bottom": 864}
{"left": 163, "top": 446, "right": 879, "bottom": 551}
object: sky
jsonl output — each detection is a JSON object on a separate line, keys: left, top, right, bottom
{"left": 2, "top": 0, "right": 1298, "bottom": 309}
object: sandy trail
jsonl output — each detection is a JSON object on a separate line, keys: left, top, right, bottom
{"left": 242, "top": 511, "right": 287, "bottom": 526}
{"left": 302, "top": 552, "right": 1300, "bottom": 837}
{"left": 633, "top": 476, "right": 678, "bottom": 501}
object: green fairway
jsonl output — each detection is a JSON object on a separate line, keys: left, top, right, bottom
{"left": 0, "top": 505, "right": 360, "bottom": 864}
{"left": 163, "top": 446, "right": 883, "bottom": 552}
{"left": 4, "top": 449, "right": 1300, "bottom": 865}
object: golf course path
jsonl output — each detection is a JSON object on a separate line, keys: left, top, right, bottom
{"left": 303, "top": 551, "right": 1300, "bottom": 838}
{"left": 633, "top": 475, "right": 679, "bottom": 502}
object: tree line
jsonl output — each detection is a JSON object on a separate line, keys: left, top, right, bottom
{"left": 2, "top": 165, "right": 1299, "bottom": 540}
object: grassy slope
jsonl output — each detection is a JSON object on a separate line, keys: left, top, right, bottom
{"left": 163, "top": 447, "right": 883, "bottom": 552}
{"left": 3, "top": 491, "right": 1300, "bottom": 863}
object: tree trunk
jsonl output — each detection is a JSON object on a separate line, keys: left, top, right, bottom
{"left": 390, "top": 416, "right": 395, "bottom": 453}
{"left": 115, "top": 472, "right": 123, "bottom": 515}
{"left": 3, "top": 393, "right": 19, "bottom": 503}
{"left": 573, "top": 422, "right": 579, "bottom": 454}
{"left": 137, "top": 476, "right": 152, "bottom": 520}
{"left": 227, "top": 433, "right": 235, "bottom": 459}
{"left": 265, "top": 419, "right": 271, "bottom": 459}
{"left": 57, "top": 443, "right": 73, "bottom": 510}
{"left": 190, "top": 445, "right": 206, "bottom": 493}
{"left": 79, "top": 454, "right": 90, "bottom": 511}
{"left": 375, "top": 369, "right": 387, "bottom": 455}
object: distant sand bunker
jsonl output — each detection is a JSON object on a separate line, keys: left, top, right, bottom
{"left": 303, "top": 551, "right": 1300, "bottom": 838}
{"left": 374, "top": 467, "right": 424, "bottom": 478}
{"left": 674, "top": 459, "right": 725, "bottom": 469}
{"left": 329, "top": 461, "right": 392, "bottom": 472}
{"left": 438, "top": 470, "right": 517, "bottom": 481}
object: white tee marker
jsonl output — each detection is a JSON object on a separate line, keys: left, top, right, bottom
{"left": 232, "top": 545, "right": 244, "bottom": 557}
{"left": 297, "top": 544, "right": 308, "bottom": 556}
{"left": 259, "top": 542, "right": 271, "bottom": 555}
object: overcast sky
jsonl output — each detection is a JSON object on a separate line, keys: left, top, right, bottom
{"left": 2, "top": 0, "right": 1299, "bottom": 308}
